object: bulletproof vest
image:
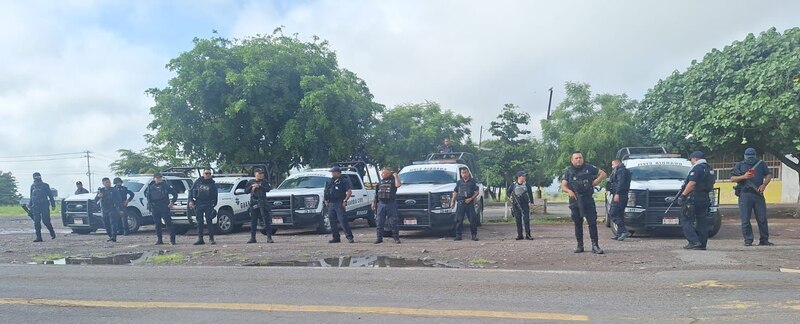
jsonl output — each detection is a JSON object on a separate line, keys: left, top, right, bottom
{"left": 196, "top": 183, "right": 212, "bottom": 200}
{"left": 567, "top": 167, "right": 595, "bottom": 194}
{"left": 99, "top": 188, "right": 117, "bottom": 208}
{"left": 377, "top": 178, "right": 394, "bottom": 200}
{"left": 458, "top": 180, "right": 473, "bottom": 199}
{"left": 149, "top": 184, "right": 168, "bottom": 201}
{"left": 326, "top": 178, "right": 347, "bottom": 201}
{"left": 250, "top": 179, "right": 269, "bottom": 201}
{"left": 695, "top": 163, "right": 716, "bottom": 193}
{"left": 31, "top": 183, "right": 48, "bottom": 203}
{"left": 513, "top": 183, "right": 527, "bottom": 198}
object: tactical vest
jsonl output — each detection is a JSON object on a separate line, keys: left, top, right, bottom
{"left": 326, "top": 178, "right": 347, "bottom": 201}
{"left": 568, "top": 167, "right": 595, "bottom": 194}
{"left": 695, "top": 163, "right": 716, "bottom": 193}
{"left": 31, "top": 183, "right": 47, "bottom": 204}
{"left": 149, "top": 184, "right": 167, "bottom": 201}
{"left": 250, "top": 180, "right": 269, "bottom": 201}
{"left": 99, "top": 188, "right": 117, "bottom": 209}
{"left": 377, "top": 178, "right": 394, "bottom": 201}
{"left": 196, "top": 184, "right": 212, "bottom": 200}
{"left": 458, "top": 180, "right": 474, "bottom": 199}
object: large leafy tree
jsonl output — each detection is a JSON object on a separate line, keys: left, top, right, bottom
{"left": 0, "top": 171, "right": 22, "bottom": 205}
{"left": 368, "top": 101, "right": 472, "bottom": 168}
{"left": 146, "top": 30, "right": 383, "bottom": 174}
{"left": 639, "top": 27, "right": 800, "bottom": 212}
{"left": 109, "top": 149, "right": 162, "bottom": 176}
{"left": 541, "top": 82, "right": 642, "bottom": 179}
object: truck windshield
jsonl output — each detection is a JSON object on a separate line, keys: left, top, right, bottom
{"left": 278, "top": 176, "right": 329, "bottom": 189}
{"left": 122, "top": 181, "right": 145, "bottom": 192}
{"left": 400, "top": 170, "right": 457, "bottom": 184}
{"left": 629, "top": 165, "right": 691, "bottom": 181}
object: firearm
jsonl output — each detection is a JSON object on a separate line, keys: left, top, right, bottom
{"left": 21, "top": 204, "right": 33, "bottom": 220}
{"left": 509, "top": 192, "right": 524, "bottom": 219}
{"left": 664, "top": 183, "right": 686, "bottom": 215}
{"left": 732, "top": 160, "right": 764, "bottom": 196}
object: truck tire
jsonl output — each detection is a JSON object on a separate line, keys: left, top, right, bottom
{"left": 316, "top": 210, "right": 332, "bottom": 234}
{"left": 71, "top": 228, "right": 94, "bottom": 235}
{"left": 604, "top": 201, "right": 611, "bottom": 228}
{"left": 708, "top": 213, "right": 722, "bottom": 238}
{"left": 475, "top": 199, "right": 484, "bottom": 227}
{"left": 216, "top": 208, "right": 236, "bottom": 235}
{"left": 366, "top": 209, "right": 377, "bottom": 227}
{"left": 126, "top": 208, "right": 142, "bottom": 233}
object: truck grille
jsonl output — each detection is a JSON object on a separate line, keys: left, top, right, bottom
{"left": 265, "top": 197, "right": 291, "bottom": 210}
{"left": 648, "top": 190, "right": 680, "bottom": 208}
{"left": 396, "top": 194, "right": 430, "bottom": 210}
{"left": 66, "top": 200, "right": 99, "bottom": 212}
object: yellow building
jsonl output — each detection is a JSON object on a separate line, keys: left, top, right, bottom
{"left": 708, "top": 152, "right": 798, "bottom": 204}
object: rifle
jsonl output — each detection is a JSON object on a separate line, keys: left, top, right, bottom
{"left": 509, "top": 191, "right": 524, "bottom": 219}
{"left": 732, "top": 160, "right": 764, "bottom": 196}
{"left": 21, "top": 204, "right": 33, "bottom": 220}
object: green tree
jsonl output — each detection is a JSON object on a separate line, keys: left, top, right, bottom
{"left": 146, "top": 29, "right": 383, "bottom": 175}
{"left": 480, "top": 104, "right": 547, "bottom": 192}
{"left": 109, "top": 149, "right": 162, "bottom": 176}
{"left": 541, "top": 82, "right": 642, "bottom": 179}
{"left": 367, "top": 101, "right": 472, "bottom": 168}
{"left": 639, "top": 27, "right": 800, "bottom": 213}
{"left": 0, "top": 171, "right": 22, "bottom": 205}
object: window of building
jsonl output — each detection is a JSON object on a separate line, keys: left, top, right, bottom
{"left": 708, "top": 152, "right": 781, "bottom": 182}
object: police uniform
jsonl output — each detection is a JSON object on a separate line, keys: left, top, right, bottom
{"left": 506, "top": 172, "right": 533, "bottom": 240}
{"left": 145, "top": 176, "right": 178, "bottom": 245}
{"left": 562, "top": 164, "right": 602, "bottom": 253}
{"left": 189, "top": 177, "right": 219, "bottom": 245}
{"left": 244, "top": 177, "right": 272, "bottom": 243}
{"left": 29, "top": 172, "right": 56, "bottom": 242}
{"left": 374, "top": 174, "right": 400, "bottom": 244}
{"left": 113, "top": 180, "right": 135, "bottom": 235}
{"left": 96, "top": 186, "right": 123, "bottom": 242}
{"left": 437, "top": 144, "right": 455, "bottom": 154}
{"left": 731, "top": 148, "right": 771, "bottom": 246}
{"left": 609, "top": 163, "right": 632, "bottom": 240}
{"left": 453, "top": 176, "right": 480, "bottom": 241}
{"left": 324, "top": 170, "right": 354, "bottom": 243}
{"left": 75, "top": 187, "right": 89, "bottom": 195}
{"left": 680, "top": 152, "right": 715, "bottom": 250}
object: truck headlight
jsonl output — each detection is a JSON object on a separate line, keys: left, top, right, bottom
{"left": 627, "top": 192, "right": 637, "bottom": 207}
{"left": 438, "top": 194, "right": 451, "bottom": 209}
{"left": 303, "top": 196, "right": 319, "bottom": 209}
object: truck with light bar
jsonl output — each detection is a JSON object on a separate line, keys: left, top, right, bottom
{"left": 605, "top": 147, "right": 721, "bottom": 237}
{"left": 393, "top": 152, "right": 484, "bottom": 234}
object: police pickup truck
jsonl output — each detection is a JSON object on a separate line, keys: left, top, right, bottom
{"left": 264, "top": 167, "right": 376, "bottom": 234}
{"left": 170, "top": 175, "right": 255, "bottom": 235}
{"left": 606, "top": 147, "right": 721, "bottom": 237}
{"left": 394, "top": 152, "right": 484, "bottom": 234}
{"left": 60, "top": 175, "right": 193, "bottom": 235}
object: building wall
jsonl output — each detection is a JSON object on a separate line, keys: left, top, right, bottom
{"left": 708, "top": 152, "right": 795, "bottom": 204}
{"left": 781, "top": 157, "right": 799, "bottom": 203}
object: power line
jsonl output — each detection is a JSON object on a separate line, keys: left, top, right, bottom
{"left": 0, "top": 152, "right": 85, "bottom": 159}
{"left": 0, "top": 156, "right": 85, "bottom": 163}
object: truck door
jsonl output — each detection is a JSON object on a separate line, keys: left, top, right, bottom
{"left": 345, "top": 174, "right": 370, "bottom": 219}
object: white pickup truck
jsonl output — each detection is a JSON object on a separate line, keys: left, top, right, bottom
{"left": 61, "top": 175, "right": 193, "bottom": 235}
{"left": 170, "top": 175, "right": 255, "bottom": 235}
{"left": 394, "top": 153, "right": 485, "bottom": 234}
{"left": 265, "top": 168, "right": 376, "bottom": 234}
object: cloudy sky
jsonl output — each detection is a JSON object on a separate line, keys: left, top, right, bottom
{"left": 1, "top": 0, "right": 798, "bottom": 197}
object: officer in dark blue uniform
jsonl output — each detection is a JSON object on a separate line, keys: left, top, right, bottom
{"left": 677, "top": 151, "right": 715, "bottom": 250}
{"left": 450, "top": 166, "right": 481, "bottom": 241}
{"left": 730, "top": 147, "right": 773, "bottom": 246}
{"left": 96, "top": 177, "right": 123, "bottom": 242}
{"left": 244, "top": 169, "right": 273, "bottom": 244}
{"left": 144, "top": 173, "right": 178, "bottom": 245}
{"left": 113, "top": 177, "right": 135, "bottom": 235}
{"left": 325, "top": 166, "right": 354, "bottom": 243}
{"left": 74, "top": 181, "right": 89, "bottom": 195}
{"left": 609, "top": 159, "right": 632, "bottom": 241}
{"left": 561, "top": 151, "right": 607, "bottom": 254}
{"left": 506, "top": 171, "right": 534, "bottom": 240}
{"left": 190, "top": 168, "right": 219, "bottom": 245}
{"left": 28, "top": 172, "right": 56, "bottom": 242}
{"left": 437, "top": 138, "right": 455, "bottom": 154}
{"left": 372, "top": 167, "right": 401, "bottom": 244}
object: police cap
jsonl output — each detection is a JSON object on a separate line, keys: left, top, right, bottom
{"left": 330, "top": 166, "right": 342, "bottom": 173}
{"left": 689, "top": 151, "right": 704, "bottom": 159}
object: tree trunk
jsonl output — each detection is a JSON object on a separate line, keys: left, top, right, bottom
{"left": 772, "top": 152, "right": 800, "bottom": 218}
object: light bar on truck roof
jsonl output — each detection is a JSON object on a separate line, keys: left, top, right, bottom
{"left": 623, "top": 153, "right": 683, "bottom": 160}
{"left": 411, "top": 160, "right": 462, "bottom": 165}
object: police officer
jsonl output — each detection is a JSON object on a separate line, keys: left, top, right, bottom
{"left": 371, "top": 167, "right": 401, "bottom": 244}
{"left": 450, "top": 166, "right": 480, "bottom": 241}
{"left": 74, "top": 181, "right": 89, "bottom": 195}
{"left": 506, "top": 171, "right": 534, "bottom": 240}
{"left": 113, "top": 177, "right": 135, "bottom": 236}
{"left": 676, "top": 151, "right": 715, "bottom": 250}
{"left": 244, "top": 169, "right": 272, "bottom": 244}
{"left": 28, "top": 172, "right": 56, "bottom": 242}
{"left": 437, "top": 138, "right": 455, "bottom": 154}
{"left": 95, "top": 177, "right": 123, "bottom": 242}
{"left": 561, "top": 151, "right": 607, "bottom": 254}
{"left": 189, "top": 168, "right": 219, "bottom": 245}
{"left": 608, "top": 159, "right": 632, "bottom": 241}
{"left": 730, "top": 148, "right": 773, "bottom": 246}
{"left": 325, "top": 166, "right": 354, "bottom": 243}
{"left": 145, "top": 173, "right": 178, "bottom": 245}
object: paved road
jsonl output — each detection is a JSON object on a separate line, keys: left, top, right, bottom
{"left": 1, "top": 265, "right": 798, "bottom": 323}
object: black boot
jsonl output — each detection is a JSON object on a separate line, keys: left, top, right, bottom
{"left": 49, "top": 230, "right": 56, "bottom": 240}
{"left": 453, "top": 235, "right": 462, "bottom": 241}
{"left": 393, "top": 236, "right": 401, "bottom": 244}
{"left": 247, "top": 235, "right": 257, "bottom": 244}
{"left": 471, "top": 233, "right": 478, "bottom": 241}
{"left": 525, "top": 232, "right": 533, "bottom": 240}
{"left": 374, "top": 237, "right": 383, "bottom": 244}
{"left": 266, "top": 235, "right": 274, "bottom": 243}
{"left": 515, "top": 234, "right": 524, "bottom": 240}
{"left": 574, "top": 241, "right": 584, "bottom": 253}
{"left": 209, "top": 236, "right": 216, "bottom": 245}
{"left": 193, "top": 237, "right": 205, "bottom": 245}
{"left": 616, "top": 232, "right": 631, "bottom": 241}
{"left": 155, "top": 237, "right": 164, "bottom": 245}
{"left": 591, "top": 240, "right": 604, "bottom": 254}
{"left": 170, "top": 235, "right": 176, "bottom": 245}
{"left": 34, "top": 236, "right": 43, "bottom": 243}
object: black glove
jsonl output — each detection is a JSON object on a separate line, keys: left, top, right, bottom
{"left": 676, "top": 195, "right": 687, "bottom": 206}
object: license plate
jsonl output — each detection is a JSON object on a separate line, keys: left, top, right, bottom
{"left": 403, "top": 218, "right": 417, "bottom": 225}
{"left": 272, "top": 217, "right": 284, "bottom": 224}
{"left": 73, "top": 218, "right": 83, "bottom": 225}
{"left": 662, "top": 217, "right": 679, "bottom": 225}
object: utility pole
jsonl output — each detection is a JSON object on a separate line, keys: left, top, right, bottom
{"left": 84, "top": 150, "right": 93, "bottom": 190}
{"left": 478, "top": 125, "right": 483, "bottom": 150}
{"left": 546, "top": 87, "right": 554, "bottom": 120}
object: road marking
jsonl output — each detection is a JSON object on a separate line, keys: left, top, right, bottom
{"left": 0, "top": 298, "right": 588, "bottom": 321}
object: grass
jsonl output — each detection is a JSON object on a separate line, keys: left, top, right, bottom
{"left": 31, "top": 253, "right": 64, "bottom": 264}
{"left": 150, "top": 253, "right": 186, "bottom": 265}
{"left": 470, "top": 258, "right": 493, "bottom": 265}
{"left": 0, "top": 205, "right": 62, "bottom": 218}
{"left": 222, "top": 253, "right": 248, "bottom": 263}
{"left": 486, "top": 215, "right": 576, "bottom": 225}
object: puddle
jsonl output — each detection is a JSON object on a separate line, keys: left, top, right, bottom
{"left": 248, "top": 256, "right": 441, "bottom": 268}
{"left": 36, "top": 252, "right": 161, "bottom": 265}
{"left": 0, "top": 229, "right": 71, "bottom": 235}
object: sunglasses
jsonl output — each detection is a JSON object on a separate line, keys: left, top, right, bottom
{"left": 204, "top": 172, "right": 212, "bottom": 175}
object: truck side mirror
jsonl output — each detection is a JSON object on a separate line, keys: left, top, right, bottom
{"left": 234, "top": 189, "right": 246, "bottom": 195}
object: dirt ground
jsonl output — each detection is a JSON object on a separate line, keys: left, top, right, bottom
{"left": 2, "top": 206, "right": 799, "bottom": 273}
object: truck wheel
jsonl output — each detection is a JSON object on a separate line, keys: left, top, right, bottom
{"left": 366, "top": 209, "right": 377, "bottom": 227}
{"left": 708, "top": 213, "right": 722, "bottom": 238}
{"left": 475, "top": 200, "right": 484, "bottom": 227}
{"left": 126, "top": 208, "right": 142, "bottom": 233}
{"left": 316, "top": 211, "right": 332, "bottom": 234}
{"left": 71, "top": 228, "right": 94, "bottom": 235}
{"left": 216, "top": 209, "right": 236, "bottom": 235}
{"left": 604, "top": 201, "right": 611, "bottom": 228}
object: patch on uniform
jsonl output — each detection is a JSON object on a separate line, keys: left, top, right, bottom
{"left": 689, "top": 172, "right": 695, "bottom": 176}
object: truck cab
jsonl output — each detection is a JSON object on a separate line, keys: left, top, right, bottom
{"left": 394, "top": 152, "right": 484, "bottom": 233}
{"left": 606, "top": 147, "right": 721, "bottom": 237}
{"left": 61, "top": 175, "right": 192, "bottom": 235}
{"left": 265, "top": 166, "right": 376, "bottom": 234}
